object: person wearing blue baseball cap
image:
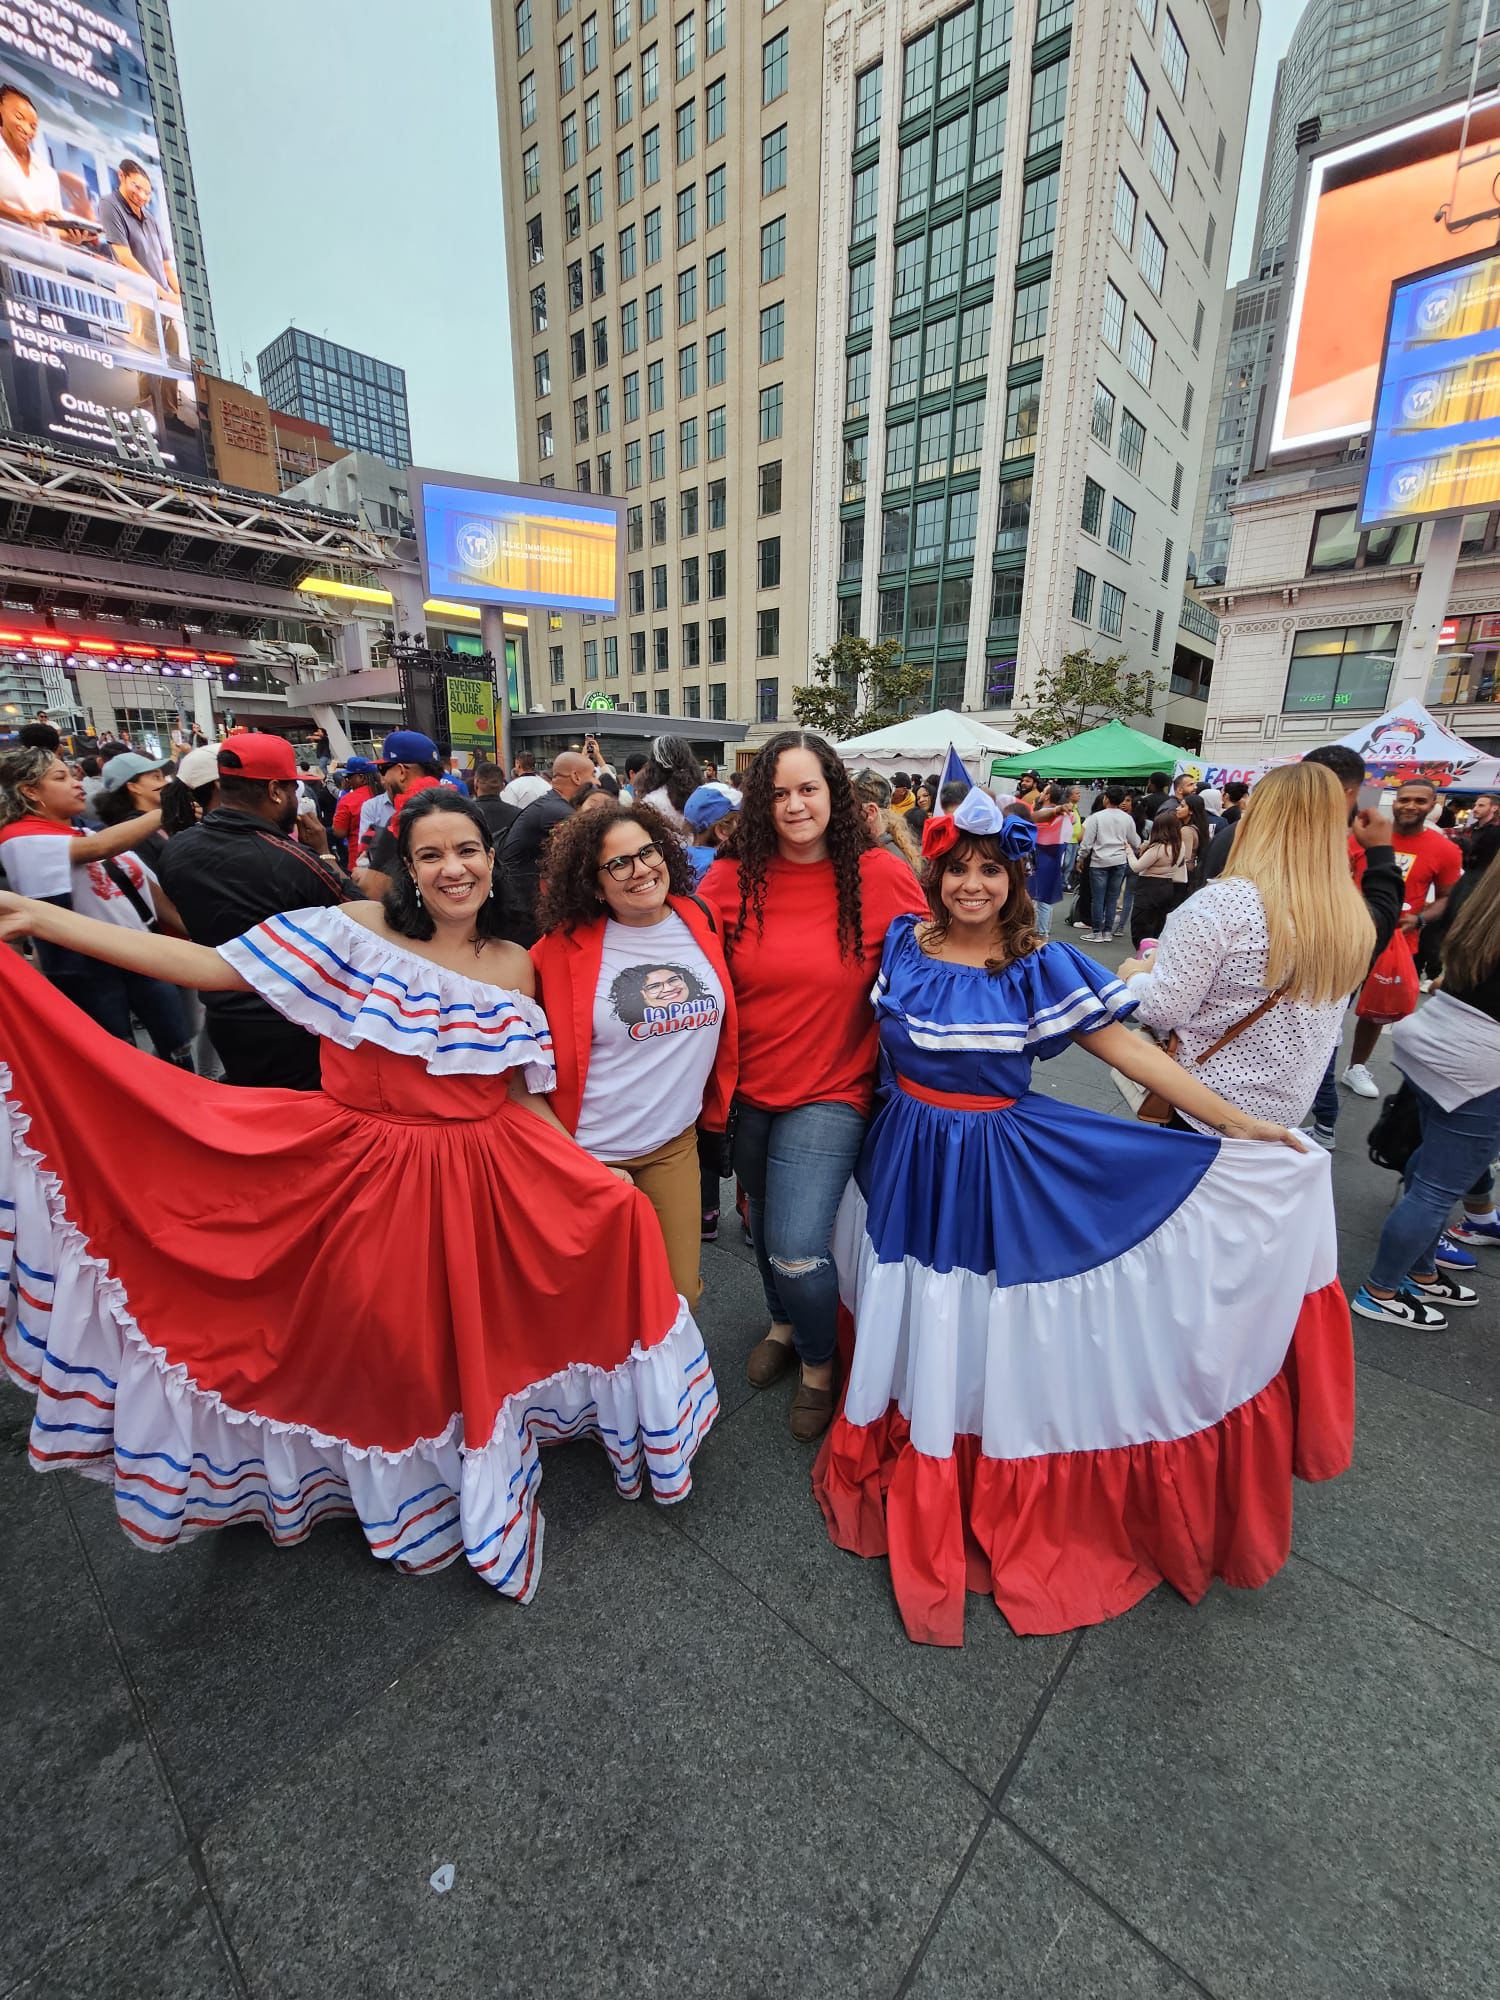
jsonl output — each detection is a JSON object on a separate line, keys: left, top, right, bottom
{"left": 360, "top": 731, "right": 449, "bottom": 897}
{"left": 680, "top": 781, "right": 742, "bottom": 883}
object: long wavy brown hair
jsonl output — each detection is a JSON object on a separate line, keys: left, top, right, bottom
{"left": 536, "top": 798, "right": 695, "bottom": 933}
{"left": 920, "top": 833, "right": 1042, "bottom": 973}
{"left": 719, "top": 729, "right": 871, "bottom": 960}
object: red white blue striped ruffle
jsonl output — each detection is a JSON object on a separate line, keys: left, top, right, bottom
{"left": 2, "top": 1143, "right": 716, "bottom": 1600}
{"left": 217, "top": 906, "right": 557, "bottom": 1082}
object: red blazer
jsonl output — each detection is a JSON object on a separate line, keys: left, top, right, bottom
{"left": 530, "top": 893, "right": 738, "bottom": 1136}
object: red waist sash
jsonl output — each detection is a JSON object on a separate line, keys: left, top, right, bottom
{"left": 894, "top": 1074, "right": 1017, "bottom": 1112}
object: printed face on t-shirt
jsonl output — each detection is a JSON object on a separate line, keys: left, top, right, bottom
{"left": 607, "top": 959, "right": 721, "bottom": 1039}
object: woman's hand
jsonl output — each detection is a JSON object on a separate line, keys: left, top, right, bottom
{"left": 1221, "top": 1113, "right": 1308, "bottom": 1151}
{"left": 609, "top": 1165, "right": 635, "bottom": 1185}
{"left": 0, "top": 892, "right": 42, "bottom": 943}
{"left": 1118, "top": 952, "right": 1154, "bottom": 980}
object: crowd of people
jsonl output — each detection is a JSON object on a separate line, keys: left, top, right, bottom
{"left": 1, "top": 712, "right": 1496, "bottom": 1645}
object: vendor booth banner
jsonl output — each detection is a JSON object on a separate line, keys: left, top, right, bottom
{"left": 1335, "top": 699, "right": 1481, "bottom": 788}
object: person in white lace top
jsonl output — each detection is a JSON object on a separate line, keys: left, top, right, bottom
{"left": 1119, "top": 763, "right": 1376, "bottom": 1134}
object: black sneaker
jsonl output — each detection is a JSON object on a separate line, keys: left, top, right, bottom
{"left": 1410, "top": 1271, "right": 1479, "bottom": 1308}
{"left": 701, "top": 1210, "right": 719, "bottom": 1242}
{"left": 1350, "top": 1285, "right": 1448, "bottom": 1329}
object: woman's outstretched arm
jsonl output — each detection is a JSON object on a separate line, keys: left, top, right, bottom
{"left": 0, "top": 892, "right": 248, "bottom": 990}
{"left": 1076, "top": 1022, "right": 1307, "bottom": 1150}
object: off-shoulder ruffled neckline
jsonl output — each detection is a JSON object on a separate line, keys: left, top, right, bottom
{"left": 326, "top": 905, "right": 534, "bottom": 1001}
{"left": 898, "top": 917, "right": 1091, "bottom": 981}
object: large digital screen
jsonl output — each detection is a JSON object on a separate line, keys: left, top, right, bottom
{"left": 1271, "top": 91, "right": 1500, "bottom": 459}
{"left": 0, "top": 0, "right": 205, "bottom": 473}
{"left": 410, "top": 469, "right": 624, "bottom": 615}
{"left": 1360, "top": 249, "right": 1500, "bottom": 528}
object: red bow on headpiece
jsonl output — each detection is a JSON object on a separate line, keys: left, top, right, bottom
{"left": 921, "top": 816, "right": 963, "bottom": 861}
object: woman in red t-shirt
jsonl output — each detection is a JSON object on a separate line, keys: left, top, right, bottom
{"left": 700, "top": 731, "right": 925, "bottom": 1440}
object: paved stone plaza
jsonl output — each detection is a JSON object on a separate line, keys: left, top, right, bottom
{"left": 2, "top": 996, "right": 1496, "bottom": 1999}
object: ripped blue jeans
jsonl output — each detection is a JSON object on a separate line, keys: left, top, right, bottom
{"left": 732, "top": 1099, "right": 866, "bottom": 1366}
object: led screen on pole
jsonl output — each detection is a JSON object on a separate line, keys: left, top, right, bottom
{"left": 410, "top": 469, "right": 624, "bottom": 615}
{"left": 1361, "top": 249, "right": 1500, "bottom": 529}
{"left": 0, "top": 0, "right": 206, "bottom": 472}
{"left": 1271, "top": 90, "right": 1500, "bottom": 460}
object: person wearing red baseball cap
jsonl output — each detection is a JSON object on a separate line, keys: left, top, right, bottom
{"left": 154, "top": 733, "right": 357, "bottom": 1089}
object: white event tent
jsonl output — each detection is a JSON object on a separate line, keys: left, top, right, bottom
{"left": 835, "top": 711, "right": 1032, "bottom": 786}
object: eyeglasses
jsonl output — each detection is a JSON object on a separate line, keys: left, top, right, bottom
{"left": 599, "top": 840, "right": 664, "bottom": 880}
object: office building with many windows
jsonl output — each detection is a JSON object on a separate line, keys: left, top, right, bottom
{"left": 493, "top": 0, "right": 1253, "bottom": 729}
{"left": 1196, "top": 473, "right": 1500, "bottom": 762}
{"left": 256, "top": 329, "right": 413, "bottom": 469}
{"left": 493, "top": 0, "right": 820, "bottom": 725}
{"left": 812, "top": 0, "right": 1256, "bottom": 722}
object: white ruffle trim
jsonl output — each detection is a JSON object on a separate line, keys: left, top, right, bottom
{"left": 1, "top": 1066, "right": 716, "bottom": 1601}
{"left": 216, "top": 905, "right": 557, "bottom": 1084}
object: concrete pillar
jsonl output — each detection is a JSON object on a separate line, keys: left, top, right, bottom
{"left": 386, "top": 564, "right": 428, "bottom": 644}
{"left": 480, "top": 604, "right": 512, "bottom": 771}
{"left": 192, "top": 675, "right": 215, "bottom": 736}
{"left": 1391, "top": 514, "right": 1464, "bottom": 707}
{"left": 310, "top": 701, "right": 353, "bottom": 760}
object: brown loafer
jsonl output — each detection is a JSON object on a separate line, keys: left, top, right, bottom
{"left": 746, "top": 1333, "right": 796, "bottom": 1388}
{"left": 788, "top": 1378, "right": 835, "bottom": 1442}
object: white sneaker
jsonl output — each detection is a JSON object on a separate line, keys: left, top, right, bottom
{"left": 1341, "top": 1063, "right": 1380, "bottom": 1098}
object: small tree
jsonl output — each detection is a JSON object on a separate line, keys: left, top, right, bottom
{"left": 791, "top": 634, "right": 933, "bottom": 738}
{"left": 1011, "top": 648, "right": 1157, "bottom": 747}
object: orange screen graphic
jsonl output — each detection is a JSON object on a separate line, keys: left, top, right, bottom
{"left": 1281, "top": 103, "right": 1500, "bottom": 451}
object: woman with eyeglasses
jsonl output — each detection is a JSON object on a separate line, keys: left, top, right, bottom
{"left": 0, "top": 790, "right": 717, "bottom": 1601}
{"left": 532, "top": 799, "right": 736, "bottom": 1305}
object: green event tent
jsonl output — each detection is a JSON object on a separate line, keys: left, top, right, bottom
{"left": 989, "top": 718, "right": 1180, "bottom": 783}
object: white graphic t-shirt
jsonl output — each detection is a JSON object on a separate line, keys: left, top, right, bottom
{"left": 573, "top": 910, "right": 724, "bottom": 1162}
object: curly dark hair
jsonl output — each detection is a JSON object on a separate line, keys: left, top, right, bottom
{"left": 639, "top": 733, "right": 703, "bottom": 814}
{"left": 920, "top": 833, "right": 1042, "bottom": 973}
{"left": 720, "top": 729, "right": 871, "bottom": 961}
{"left": 381, "top": 790, "right": 509, "bottom": 944}
{"left": 535, "top": 798, "right": 694, "bottom": 933}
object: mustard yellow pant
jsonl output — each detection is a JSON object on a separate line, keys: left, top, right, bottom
{"left": 606, "top": 1121, "right": 703, "bottom": 1305}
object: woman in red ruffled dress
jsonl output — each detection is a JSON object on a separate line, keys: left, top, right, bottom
{"left": 0, "top": 791, "right": 716, "bottom": 1599}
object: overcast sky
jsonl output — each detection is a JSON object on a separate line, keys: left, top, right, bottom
{"left": 171, "top": 0, "right": 1307, "bottom": 476}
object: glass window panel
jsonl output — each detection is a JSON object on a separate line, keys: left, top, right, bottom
{"left": 978, "top": 0, "right": 1012, "bottom": 73}
{"left": 1018, "top": 171, "right": 1057, "bottom": 260}
{"left": 889, "top": 328, "right": 920, "bottom": 399}
{"left": 898, "top": 135, "right": 932, "bottom": 222}
{"left": 855, "top": 65, "right": 883, "bottom": 148}
{"left": 996, "top": 472, "right": 1030, "bottom": 552}
{"left": 959, "top": 299, "right": 992, "bottom": 382}
{"left": 852, "top": 162, "right": 880, "bottom": 241}
{"left": 1011, "top": 276, "right": 1049, "bottom": 362}
{"left": 934, "top": 114, "right": 970, "bottom": 203}
{"left": 762, "top": 124, "right": 787, "bottom": 195}
{"left": 1004, "top": 379, "right": 1039, "bottom": 452}
{"left": 1027, "top": 59, "right": 1068, "bottom": 155}
{"left": 939, "top": 4, "right": 975, "bottom": 96}
{"left": 973, "top": 92, "right": 1006, "bottom": 182}
{"left": 923, "top": 315, "right": 955, "bottom": 393}
{"left": 1308, "top": 507, "right": 1358, "bottom": 572}
{"left": 928, "top": 217, "right": 964, "bottom": 300}
{"left": 903, "top": 27, "right": 935, "bottom": 117}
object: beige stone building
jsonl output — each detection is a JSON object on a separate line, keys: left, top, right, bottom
{"left": 491, "top": 0, "right": 1256, "bottom": 732}
{"left": 1202, "top": 466, "right": 1500, "bottom": 763}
